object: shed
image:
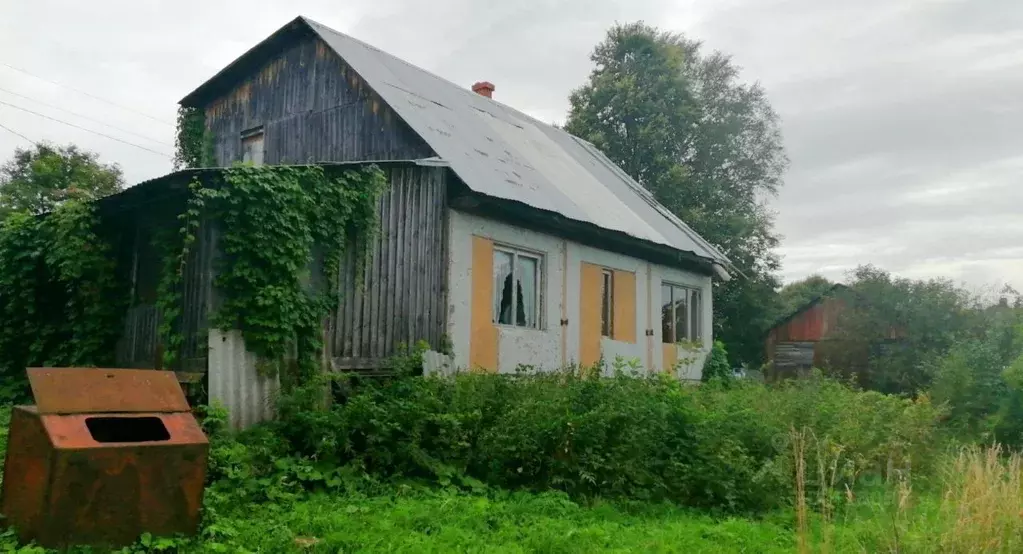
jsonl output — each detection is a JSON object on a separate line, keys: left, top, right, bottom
{"left": 764, "top": 284, "right": 849, "bottom": 376}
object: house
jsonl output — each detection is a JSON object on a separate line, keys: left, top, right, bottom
{"left": 112, "top": 16, "right": 732, "bottom": 426}
{"left": 764, "top": 284, "right": 849, "bottom": 376}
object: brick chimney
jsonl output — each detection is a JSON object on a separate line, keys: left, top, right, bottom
{"left": 471, "top": 81, "right": 495, "bottom": 98}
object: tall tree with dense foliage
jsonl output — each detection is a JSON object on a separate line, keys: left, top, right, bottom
{"left": 824, "top": 265, "right": 979, "bottom": 395}
{"left": 0, "top": 143, "right": 124, "bottom": 216}
{"left": 565, "top": 22, "right": 787, "bottom": 365}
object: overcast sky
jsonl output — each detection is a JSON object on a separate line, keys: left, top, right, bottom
{"left": 1, "top": 0, "right": 1021, "bottom": 289}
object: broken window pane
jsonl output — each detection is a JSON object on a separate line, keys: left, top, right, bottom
{"left": 601, "top": 270, "right": 614, "bottom": 337}
{"left": 661, "top": 284, "right": 674, "bottom": 343}
{"left": 674, "top": 288, "right": 689, "bottom": 342}
{"left": 494, "top": 250, "right": 514, "bottom": 325}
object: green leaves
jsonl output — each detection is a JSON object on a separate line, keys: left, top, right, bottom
{"left": 174, "top": 107, "right": 211, "bottom": 170}
{"left": 0, "top": 201, "right": 124, "bottom": 384}
{"left": 186, "top": 165, "right": 387, "bottom": 384}
{"left": 0, "top": 143, "right": 125, "bottom": 217}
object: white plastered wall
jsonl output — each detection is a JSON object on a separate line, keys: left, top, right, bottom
{"left": 447, "top": 209, "right": 713, "bottom": 378}
{"left": 447, "top": 210, "right": 565, "bottom": 372}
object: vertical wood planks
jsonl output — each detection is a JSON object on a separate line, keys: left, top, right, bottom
{"left": 331, "top": 165, "right": 448, "bottom": 369}
{"left": 202, "top": 35, "right": 432, "bottom": 167}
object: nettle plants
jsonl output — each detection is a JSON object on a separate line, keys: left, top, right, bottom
{"left": 156, "top": 165, "right": 386, "bottom": 384}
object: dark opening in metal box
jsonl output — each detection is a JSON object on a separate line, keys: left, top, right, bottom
{"left": 1, "top": 368, "right": 209, "bottom": 549}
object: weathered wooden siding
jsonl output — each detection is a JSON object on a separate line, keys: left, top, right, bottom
{"left": 203, "top": 33, "right": 433, "bottom": 166}
{"left": 772, "top": 341, "right": 816, "bottom": 373}
{"left": 329, "top": 165, "right": 448, "bottom": 368}
{"left": 113, "top": 210, "right": 214, "bottom": 371}
{"left": 770, "top": 296, "right": 845, "bottom": 344}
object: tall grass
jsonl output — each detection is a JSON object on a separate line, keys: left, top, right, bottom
{"left": 795, "top": 442, "right": 1023, "bottom": 553}
{"left": 940, "top": 446, "right": 1023, "bottom": 552}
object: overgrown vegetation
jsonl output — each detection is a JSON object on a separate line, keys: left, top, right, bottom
{"left": 173, "top": 106, "right": 211, "bottom": 170}
{"left": 212, "top": 165, "right": 383, "bottom": 379}
{"left": 5, "top": 361, "right": 1023, "bottom": 552}
{"left": 226, "top": 371, "right": 938, "bottom": 517}
{"left": 0, "top": 201, "right": 124, "bottom": 391}
{"left": 152, "top": 165, "right": 386, "bottom": 376}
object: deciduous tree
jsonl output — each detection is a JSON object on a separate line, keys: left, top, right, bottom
{"left": 0, "top": 143, "right": 124, "bottom": 216}
{"left": 566, "top": 22, "right": 787, "bottom": 365}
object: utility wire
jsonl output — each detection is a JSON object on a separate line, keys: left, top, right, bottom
{"left": 0, "top": 100, "right": 173, "bottom": 159}
{"left": 0, "top": 62, "right": 174, "bottom": 127}
{"left": 0, "top": 86, "right": 173, "bottom": 147}
{"left": 0, "top": 120, "right": 37, "bottom": 146}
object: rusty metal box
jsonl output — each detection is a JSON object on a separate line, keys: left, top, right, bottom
{"left": 1, "top": 368, "right": 209, "bottom": 549}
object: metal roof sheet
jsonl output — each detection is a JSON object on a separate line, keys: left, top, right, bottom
{"left": 301, "top": 18, "right": 729, "bottom": 267}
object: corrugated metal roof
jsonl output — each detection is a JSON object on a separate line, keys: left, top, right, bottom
{"left": 177, "top": 16, "right": 730, "bottom": 269}
{"left": 300, "top": 18, "right": 730, "bottom": 268}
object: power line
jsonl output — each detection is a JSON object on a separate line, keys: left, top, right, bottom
{"left": 0, "top": 86, "right": 173, "bottom": 147}
{"left": 0, "top": 62, "right": 174, "bottom": 127}
{"left": 0, "top": 100, "right": 172, "bottom": 159}
{"left": 0, "top": 120, "right": 37, "bottom": 146}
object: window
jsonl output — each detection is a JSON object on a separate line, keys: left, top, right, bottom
{"left": 661, "top": 283, "right": 702, "bottom": 343}
{"left": 601, "top": 269, "right": 614, "bottom": 337}
{"left": 493, "top": 247, "right": 542, "bottom": 329}
{"left": 241, "top": 128, "right": 264, "bottom": 166}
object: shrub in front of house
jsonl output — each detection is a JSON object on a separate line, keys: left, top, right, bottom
{"left": 262, "top": 369, "right": 942, "bottom": 514}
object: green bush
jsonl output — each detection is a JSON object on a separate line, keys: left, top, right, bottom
{"left": 702, "top": 340, "right": 732, "bottom": 382}
{"left": 267, "top": 370, "right": 941, "bottom": 514}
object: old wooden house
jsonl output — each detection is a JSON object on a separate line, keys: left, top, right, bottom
{"left": 112, "top": 16, "right": 733, "bottom": 427}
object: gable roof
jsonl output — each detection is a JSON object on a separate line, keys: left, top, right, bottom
{"left": 181, "top": 16, "right": 732, "bottom": 275}
{"left": 768, "top": 283, "right": 850, "bottom": 333}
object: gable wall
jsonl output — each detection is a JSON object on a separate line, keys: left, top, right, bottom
{"left": 201, "top": 34, "right": 433, "bottom": 166}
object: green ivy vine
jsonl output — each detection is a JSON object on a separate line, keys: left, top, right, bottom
{"left": 174, "top": 106, "right": 213, "bottom": 169}
{"left": 0, "top": 202, "right": 125, "bottom": 385}
{"left": 153, "top": 177, "right": 212, "bottom": 368}
{"left": 156, "top": 165, "right": 386, "bottom": 383}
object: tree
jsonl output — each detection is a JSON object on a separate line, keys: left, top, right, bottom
{"left": 0, "top": 143, "right": 124, "bottom": 216}
{"left": 566, "top": 22, "right": 787, "bottom": 365}
{"left": 825, "top": 265, "right": 979, "bottom": 395}
{"left": 775, "top": 275, "right": 836, "bottom": 322}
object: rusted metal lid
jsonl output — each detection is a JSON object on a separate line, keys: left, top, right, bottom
{"left": 27, "top": 368, "right": 191, "bottom": 414}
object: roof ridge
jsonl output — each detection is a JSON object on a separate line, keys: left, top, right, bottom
{"left": 301, "top": 17, "right": 566, "bottom": 129}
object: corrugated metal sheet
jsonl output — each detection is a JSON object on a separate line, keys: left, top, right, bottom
{"left": 208, "top": 329, "right": 279, "bottom": 429}
{"left": 328, "top": 165, "right": 447, "bottom": 367}
{"left": 299, "top": 18, "right": 730, "bottom": 267}
{"left": 204, "top": 33, "right": 432, "bottom": 167}
{"left": 115, "top": 304, "right": 160, "bottom": 368}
